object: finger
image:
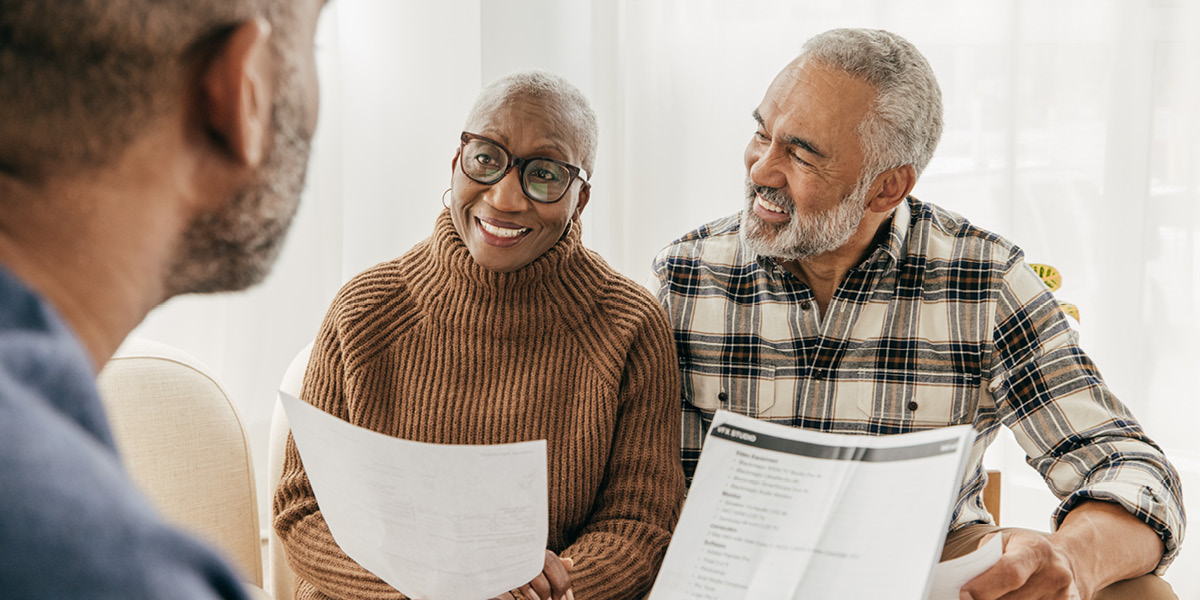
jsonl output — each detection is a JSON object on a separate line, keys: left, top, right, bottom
{"left": 560, "top": 556, "right": 574, "bottom": 571}
{"left": 519, "top": 584, "right": 541, "bottom": 600}
{"left": 542, "top": 551, "right": 572, "bottom": 600}
{"left": 526, "top": 574, "right": 551, "bottom": 600}
{"left": 960, "top": 535, "right": 1041, "bottom": 600}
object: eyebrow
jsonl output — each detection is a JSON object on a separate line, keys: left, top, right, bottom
{"left": 752, "top": 109, "right": 828, "bottom": 159}
{"left": 476, "top": 132, "right": 578, "bottom": 166}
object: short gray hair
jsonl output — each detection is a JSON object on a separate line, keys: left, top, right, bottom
{"left": 464, "top": 70, "right": 599, "bottom": 176}
{"left": 799, "top": 28, "right": 943, "bottom": 179}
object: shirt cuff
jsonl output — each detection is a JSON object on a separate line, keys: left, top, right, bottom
{"left": 1053, "top": 479, "right": 1184, "bottom": 574}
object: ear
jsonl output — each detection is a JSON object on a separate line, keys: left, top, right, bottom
{"left": 198, "top": 18, "right": 274, "bottom": 167}
{"left": 572, "top": 183, "right": 591, "bottom": 220}
{"left": 866, "top": 164, "right": 916, "bottom": 214}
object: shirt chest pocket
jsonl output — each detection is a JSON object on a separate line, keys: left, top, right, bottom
{"left": 851, "top": 367, "right": 978, "bottom": 428}
{"left": 683, "top": 365, "right": 778, "bottom": 418}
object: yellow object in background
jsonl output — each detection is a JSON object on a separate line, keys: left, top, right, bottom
{"left": 1029, "top": 263, "right": 1062, "bottom": 292}
{"left": 1029, "top": 263, "right": 1078, "bottom": 322}
{"left": 1059, "top": 302, "right": 1080, "bottom": 322}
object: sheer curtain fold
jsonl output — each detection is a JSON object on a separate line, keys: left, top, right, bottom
{"left": 130, "top": 0, "right": 1198, "bottom": 592}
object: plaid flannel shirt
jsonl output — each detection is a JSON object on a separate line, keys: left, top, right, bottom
{"left": 649, "top": 197, "right": 1184, "bottom": 571}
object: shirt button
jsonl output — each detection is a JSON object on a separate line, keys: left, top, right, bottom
{"left": 812, "top": 370, "right": 825, "bottom": 380}
{"left": 718, "top": 391, "right": 728, "bottom": 401}
{"left": 907, "top": 401, "right": 919, "bottom": 411}
{"left": 800, "top": 301, "right": 813, "bottom": 310}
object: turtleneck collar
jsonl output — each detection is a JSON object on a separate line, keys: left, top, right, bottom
{"left": 409, "top": 209, "right": 597, "bottom": 338}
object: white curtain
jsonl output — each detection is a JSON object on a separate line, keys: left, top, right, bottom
{"left": 132, "top": 0, "right": 1200, "bottom": 591}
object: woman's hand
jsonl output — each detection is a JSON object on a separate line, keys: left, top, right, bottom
{"left": 492, "top": 550, "right": 574, "bottom": 600}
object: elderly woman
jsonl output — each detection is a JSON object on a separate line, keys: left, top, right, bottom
{"left": 274, "top": 70, "right": 685, "bottom": 600}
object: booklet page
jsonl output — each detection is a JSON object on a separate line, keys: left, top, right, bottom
{"left": 926, "top": 533, "right": 1003, "bottom": 600}
{"left": 281, "top": 392, "right": 548, "bottom": 600}
{"left": 650, "top": 410, "right": 975, "bottom": 600}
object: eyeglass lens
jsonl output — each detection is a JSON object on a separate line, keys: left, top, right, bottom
{"left": 461, "top": 138, "right": 572, "bottom": 203}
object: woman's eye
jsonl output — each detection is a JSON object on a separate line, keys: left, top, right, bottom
{"left": 474, "top": 154, "right": 495, "bottom": 165}
{"left": 530, "top": 168, "right": 560, "bottom": 182}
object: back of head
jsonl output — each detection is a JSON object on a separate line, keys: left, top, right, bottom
{"left": 0, "top": 0, "right": 296, "bottom": 181}
{"left": 464, "top": 69, "right": 599, "bottom": 176}
{"left": 799, "top": 28, "right": 943, "bottom": 180}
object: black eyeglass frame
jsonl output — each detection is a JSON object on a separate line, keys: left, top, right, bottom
{"left": 458, "top": 132, "right": 590, "bottom": 204}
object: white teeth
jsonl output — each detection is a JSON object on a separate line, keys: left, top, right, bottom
{"left": 757, "top": 194, "right": 787, "bottom": 214}
{"left": 479, "top": 219, "right": 529, "bottom": 238}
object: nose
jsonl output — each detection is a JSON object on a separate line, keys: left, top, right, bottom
{"left": 745, "top": 140, "right": 786, "bottom": 190}
{"left": 482, "top": 168, "right": 530, "bottom": 213}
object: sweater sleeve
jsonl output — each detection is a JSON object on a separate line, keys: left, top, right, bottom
{"left": 560, "top": 304, "right": 686, "bottom": 598}
{"left": 272, "top": 305, "right": 410, "bottom": 599}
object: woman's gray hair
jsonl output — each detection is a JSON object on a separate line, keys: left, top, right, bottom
{"left": 799, "top": 28, "right": 943, "bottom": 180}
{"left": 464, "top": 70, "right": 599, "bottom": 176}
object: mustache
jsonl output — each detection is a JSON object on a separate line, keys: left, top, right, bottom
{"left": 744, "top": 178, "right": 793, "bottom": 211}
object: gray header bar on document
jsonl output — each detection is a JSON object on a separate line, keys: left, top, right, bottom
{"left": 710, "top": 423, "right": 959, "bottom": 462}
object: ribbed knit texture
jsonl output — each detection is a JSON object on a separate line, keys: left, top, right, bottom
{"left": 274, "top": 210, "right": 684, "bottom": 600}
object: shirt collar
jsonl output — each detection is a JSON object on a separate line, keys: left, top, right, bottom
{"left": 879, "top": 196, "right": 914, "bottom": 265}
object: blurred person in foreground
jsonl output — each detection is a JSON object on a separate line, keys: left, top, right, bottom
{"left": 0, "top": 0, "right": 327, "bottom": 597}
{"left": 274, "top": 70, "right": 685, "bottom": 600}
{"left": 650, "top": 28, "right": 1183, "bottom": 600}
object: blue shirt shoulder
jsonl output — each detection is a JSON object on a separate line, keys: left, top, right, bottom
{"left": 0, "top": 265, "right": 249, "bottom": 600}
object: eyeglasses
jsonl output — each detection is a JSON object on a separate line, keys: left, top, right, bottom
{"left": 458, "top": 132, "right": 589, "bottom": 204}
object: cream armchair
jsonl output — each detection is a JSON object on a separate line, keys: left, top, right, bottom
{"left": 96, "top": 337, "right": 270, "bottom": 599}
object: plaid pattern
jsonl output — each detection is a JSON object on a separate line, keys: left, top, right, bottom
{"left": 649, "top": 197, "right": 1184, "bottom": 571}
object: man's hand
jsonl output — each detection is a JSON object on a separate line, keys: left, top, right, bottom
{"left": 959, "top": 531, "right": 1085, "bottom": 600}
{"left": 959, "top": 501, "right": 1163, "bottom": 600}
{"left": 491, "top": 550, "right": 574, "bottom": 600}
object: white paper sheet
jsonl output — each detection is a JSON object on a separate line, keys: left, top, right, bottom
{"left": 281, "top": 392, "right": 548, "bottom": 600}
{"left": 925, "top": 533, "right": 1004, "bottom": 600}
{"left": 649, "top": 410, "right": 975, "bottom": 600}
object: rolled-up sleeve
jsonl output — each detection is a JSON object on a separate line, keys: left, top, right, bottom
{"left": 988, "top": 254, "right": 1185, "bottom": 572}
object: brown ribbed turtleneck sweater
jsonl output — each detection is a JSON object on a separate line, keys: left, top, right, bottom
{"left": 274, "top": 211, "right": 685, "bottom": 599}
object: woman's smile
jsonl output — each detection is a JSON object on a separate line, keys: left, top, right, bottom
{"left": 476, "top": 216, "right": 532, "bottom": 247}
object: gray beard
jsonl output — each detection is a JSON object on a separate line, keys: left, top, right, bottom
{"left": 739, "top": 176, "right": 869, "bottom": 262}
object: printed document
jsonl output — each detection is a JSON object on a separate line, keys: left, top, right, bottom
{"left": 926, "top": 533, "right": 1003, "bottom": 600}
{"left": 281, "top": 392, "right": 548, "bottom": 600}
{"left": 649, "top": 410, "right": 977, "bottom": 600}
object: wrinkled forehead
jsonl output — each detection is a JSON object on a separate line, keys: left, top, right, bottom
{"left": 465, "top": 94, "right": 583, "bottom": 164}
{"left": 761, "top": 59, "right": 876, "bottom": 137}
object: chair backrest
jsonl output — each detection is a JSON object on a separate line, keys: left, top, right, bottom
{"left": 266, "top": 342, "right": 313, "bottom": 600}
{"left": 95, "top": 337, "right": 263, "bottom": 587}
{"left": 983, "top": 469, "right": 1001, "bottom": 525}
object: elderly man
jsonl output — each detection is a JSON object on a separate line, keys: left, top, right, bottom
{"left": 0, "top": 0, "right": 326, "bottom": 597}
{"left": 650, "top": 28, "right": 1182, "bottom": 599}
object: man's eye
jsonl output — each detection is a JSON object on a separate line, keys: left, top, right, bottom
{"left": 790, "top": 152, "right": 810, "bottom": 166}
{"left": 473, "top": 153, "right": 496, "bottom": 165}
{"left": 530, "top": 168, "right": 560, "bottom": 182}
{"left": 755, "top": 131, "right": 769, "bottom": 141}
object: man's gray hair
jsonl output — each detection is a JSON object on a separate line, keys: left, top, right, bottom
{"left": 799, "top": 28, "right": 943, "bottom": 179}
{"left": 465, "top": 70, "right": 599, "bottom": 176}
